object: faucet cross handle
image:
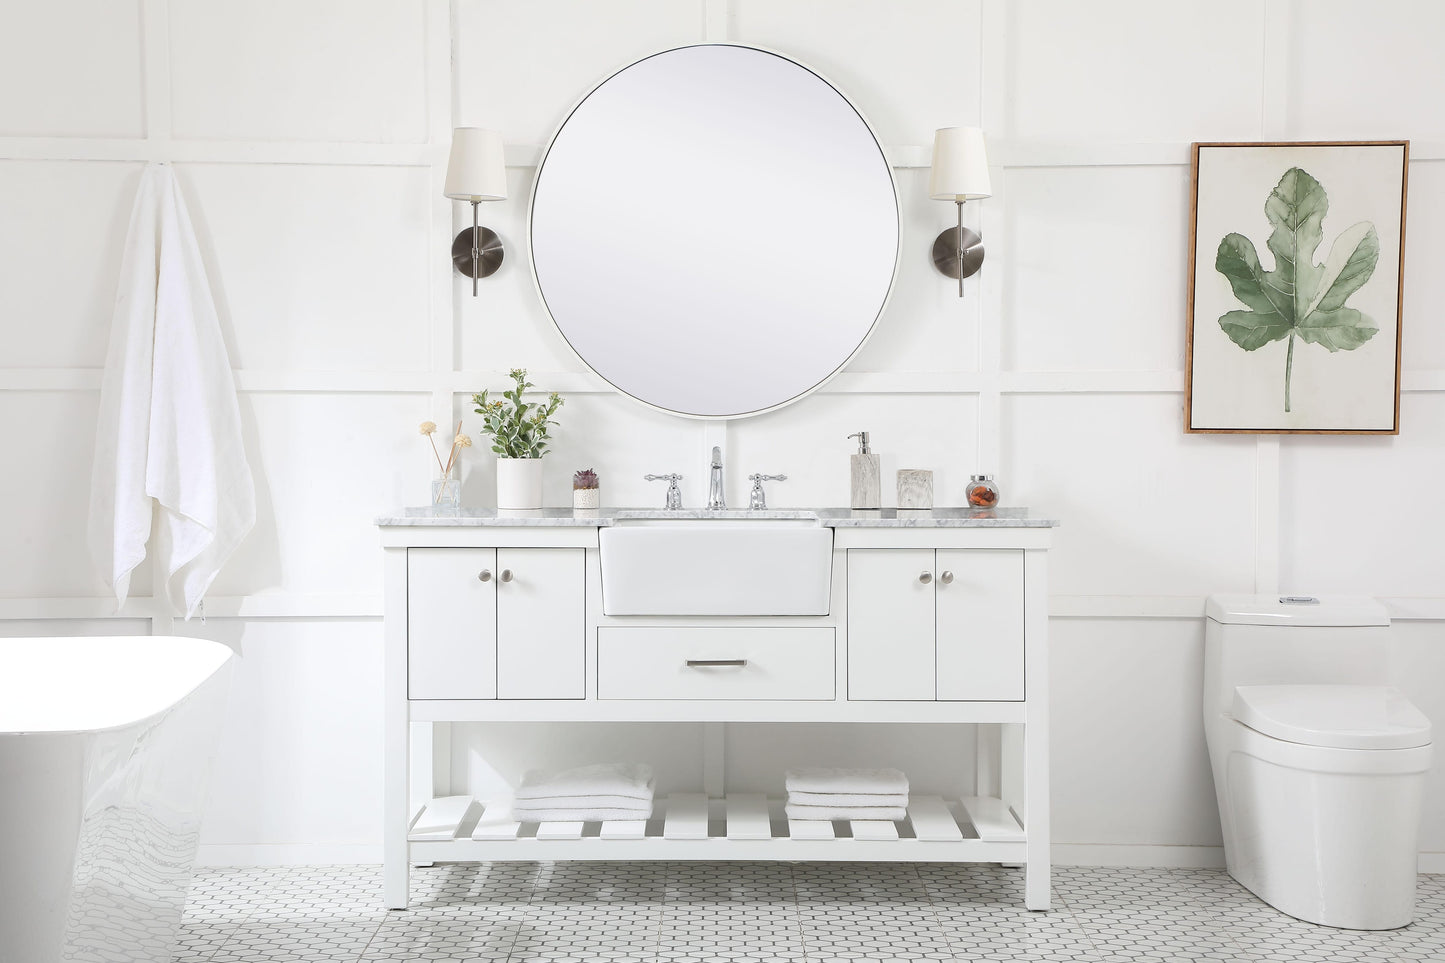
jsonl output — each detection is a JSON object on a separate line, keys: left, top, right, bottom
{"left": 747, "top": 473, "right": 788, "bottom": 510}
{"left": 644, "top": 473, "right": 684, "bottom": 510}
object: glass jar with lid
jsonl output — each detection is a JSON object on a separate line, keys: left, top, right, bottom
{"left": 966, "top": 474, "right": 999, "bottom": 508}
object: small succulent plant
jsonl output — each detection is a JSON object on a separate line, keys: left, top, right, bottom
{"left": 573, "top": 468, "right": 599, "bottom": 490}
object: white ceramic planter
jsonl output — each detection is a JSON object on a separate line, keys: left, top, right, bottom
{"left": 496, "top": 457, "right": 544, "bottom": 510}
{"left": 572, "top": 488, "right": 600, "bottom": 510}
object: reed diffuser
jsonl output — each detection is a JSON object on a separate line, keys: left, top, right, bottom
{"left": 420, "top": 420, "right": 472, "bottom": 507}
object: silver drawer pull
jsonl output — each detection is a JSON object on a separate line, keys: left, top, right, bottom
{"left": 477, "top": 569, "right": 492, "bottom": 582}
{"left": 500, "top": 569, "right": 513, "bottom": 583}
{"left": 919, "top": 571, "right": 933, "bottom": 584}
{"left": 939, "top": 571, "right": 954, "bottom": 584}
{"left": 686, "top": 659, "right": 748, "bottom": 667}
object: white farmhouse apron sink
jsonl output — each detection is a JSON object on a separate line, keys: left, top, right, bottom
{"left": 599, "top": 515, "right": 833, "bottom": 616}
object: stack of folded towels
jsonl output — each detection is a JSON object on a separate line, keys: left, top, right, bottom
{"left": 784, "top": 766, "right": 909, "bottom": 821}
{"left": 511, "top": 762, "right": 655, "bottom": 823}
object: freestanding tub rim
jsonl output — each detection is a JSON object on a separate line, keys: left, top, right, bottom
{"left": 0, "top": 635, "right": 234, "bottom": 735}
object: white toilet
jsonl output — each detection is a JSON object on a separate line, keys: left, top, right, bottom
{"left": 1203, "top": 595, "right": 1432, "bottom": 930}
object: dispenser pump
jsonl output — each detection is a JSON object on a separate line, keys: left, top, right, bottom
{"left": 847, "top": 431, "right": 881, "bottom": 509}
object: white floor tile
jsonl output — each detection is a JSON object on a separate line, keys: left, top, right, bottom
{"left": 172, "top": 863, "right": 1445, "bottom": 962}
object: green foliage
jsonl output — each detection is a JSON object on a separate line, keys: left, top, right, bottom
{"left": 471, "top": 368, "right": 564, "bottom": 459}
{"left": 1214, "top": 167, "right": 1380, "bottom": 412}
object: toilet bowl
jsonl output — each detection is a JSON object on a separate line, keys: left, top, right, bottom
{"left": 1203, "top": 596, "right": 1433, "bottom": 930}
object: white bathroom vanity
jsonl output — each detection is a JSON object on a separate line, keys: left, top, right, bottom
{"left": 377, "top": 508, "right": 1055, "bottom": 910}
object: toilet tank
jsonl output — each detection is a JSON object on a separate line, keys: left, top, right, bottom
{"left": 1203, "top": 595, "right": 1391, "bottom": 721}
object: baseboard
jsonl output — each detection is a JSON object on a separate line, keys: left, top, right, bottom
{"left": 1418, "top": 853, "right": 1445, "bottom": 874}
{"left": 196, "top": 844, "right": 382, "bottom": 867}
{"left": 195, "top": 842, "right": 1226, "bottom": 869}
{"left": 194, "top": 841, "right": 1444, "bottom": 874}
{"left": 1053, "top": 844, "right": 1444, "bottom": 875}
{"left": 1051, "top": 844, "right": 1226, "bottom": 869}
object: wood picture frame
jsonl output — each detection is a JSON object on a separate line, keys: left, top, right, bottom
{"left": 1185, "top": 141, "right": 1408, "bottom": 434}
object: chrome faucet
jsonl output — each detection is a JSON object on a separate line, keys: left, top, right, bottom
{"left": 707, "top": 446, "right": 726, "bottom": 510}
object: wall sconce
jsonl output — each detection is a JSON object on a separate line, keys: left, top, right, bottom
{"left": 443, "top": 127, "right": 508, "bottom": 296}
{"left": 929, "top": 126, "right": 991, "bottom": 297}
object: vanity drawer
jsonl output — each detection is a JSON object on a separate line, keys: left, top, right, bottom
{"left": 597, "top": 627, "right": 835, "bottom": 700}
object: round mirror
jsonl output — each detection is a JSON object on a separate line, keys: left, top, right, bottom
{"left": 530, "top": 44, "right": 900, "bottom": 419}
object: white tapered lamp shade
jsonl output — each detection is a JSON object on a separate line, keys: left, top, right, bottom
{"left": 929, "top": 126, "right": 991, "bottom": 201}
{"left": 444, "top": 127, "right": 508, "bottom": 201}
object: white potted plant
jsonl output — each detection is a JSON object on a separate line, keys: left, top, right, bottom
{"left": 472, "top": 368, "right": 564, "bottom": 510}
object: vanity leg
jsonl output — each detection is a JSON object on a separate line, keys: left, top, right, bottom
{"left": 383, "top": 547, "right": 411, "bottom": 910}
{"left": 1021, "top": 549, "right": 1050, "bottom": 911}
{"left": 975, "top": 723, "right": 1001, "bottom": 802}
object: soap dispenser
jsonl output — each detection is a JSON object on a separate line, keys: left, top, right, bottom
{"left": 847, "top": 431, "right": 881, "bottom": 509}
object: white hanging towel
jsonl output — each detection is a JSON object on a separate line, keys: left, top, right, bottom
{"left": 88, "top": 164, "right": 254, "bottom": 620}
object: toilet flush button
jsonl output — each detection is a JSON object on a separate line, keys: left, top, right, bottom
{"left": 1279, "top": 596, "right": 1320, "bottom": 604}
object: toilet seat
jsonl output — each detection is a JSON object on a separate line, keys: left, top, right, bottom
{"left": 1224, "top": 717, "right": 1432, "bottom": 776}
{"left": 1233, "top": 685, "right": 1431, "bottom": 750}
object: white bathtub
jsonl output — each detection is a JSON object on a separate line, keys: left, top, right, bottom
{"left": 0, "top": 635, "right": 234, "bottom": 963}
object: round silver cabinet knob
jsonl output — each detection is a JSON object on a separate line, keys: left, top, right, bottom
{"left": 940, "top": 571, "right": 954, "bottom": 585}
{"left": 477, "top": 569, "right": 492, "bottom": 582}
{"left": 919, "top": 571, "right": 933, "bottom": 584}
{"left": 500, "top": 569, "right": 514, "bottom": 583}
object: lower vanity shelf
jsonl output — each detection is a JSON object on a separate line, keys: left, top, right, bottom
{"left": 408, "top": 792, "right": 1025, "bottom": 862}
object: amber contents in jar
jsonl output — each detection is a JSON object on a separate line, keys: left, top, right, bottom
{"left": 966, "top": 474, "right": 999, "bottom": 507}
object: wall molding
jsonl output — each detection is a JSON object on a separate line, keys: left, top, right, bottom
{"left": 7, "top": 593, "right": 1445, "bottom": 624}
{"left": 6, "top": 367, "right": 1445, "bottom": 397}
{"left": 9, "top": 138, "right": 1438, "bottom": 171}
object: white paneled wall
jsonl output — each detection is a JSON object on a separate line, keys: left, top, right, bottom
{"left": 2, "top": 0, "right": 1443, "bottom": 867}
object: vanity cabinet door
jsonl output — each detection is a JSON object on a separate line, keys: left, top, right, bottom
{"left": 847, "top": 549, "right": 936, "bottom": 700}
{"left": 496, "top": 548, "right": 585, "bottom": 699}
{"left": 408, "top": 548, "right": 497, "bottom": 700}
{"left": 935, "top": 549, "right": 1024, "bottom": 701}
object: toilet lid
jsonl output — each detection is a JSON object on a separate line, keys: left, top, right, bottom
{"left": 1233, "top": 685, "right": 1432, "bottom": 750}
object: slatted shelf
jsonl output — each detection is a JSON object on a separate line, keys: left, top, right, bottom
{"left": 409, "top": 792, "right": 1026, "bottom": 863}
{"left": 662, "top": 793, "right": 710, "bottom": 839}
{"left": 960, "top": 795, "right": 1026, "bottom": 842}
{"left": 599, "top": 818, "right": 648, "bottom": 840}
{"left": 907, "top": 794, "right": 967, "bottom": 841}
{"left": 469, "top": 800, "right": 521, "bottom": 840}
{"left": 725, "top": 793, "right": 771, "bottom": 840}
{"left": 849, "top": 819, "right": 900, "bottom": 841}
{"left": 410, "top": 795, "right": 476, "bottom": 840}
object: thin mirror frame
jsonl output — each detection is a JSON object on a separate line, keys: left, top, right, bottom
{"left": 526, "top": 42, "right": 902, "bottom": 421}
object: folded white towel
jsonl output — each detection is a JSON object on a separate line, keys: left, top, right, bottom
{"left": 787, "top": 790, "right": 910, "bottom": 808}
{"left": 512, "top": 805, "right": 653, "bottom": 823}
{"left": 515, "top": 763, "right": 655, "bottom": 802}
{"left": 510, "top": 794, "right": 654, "bottom": 811}
{"left": 784, "top": 767, "right": 908, "bottom": 796}
{"left": 88, "top": 163, "right": 255, "bottom": 620}
{"left": 784, "top": 803, "right": 907, "bottom": 821}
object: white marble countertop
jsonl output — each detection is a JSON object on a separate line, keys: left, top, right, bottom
{"left": 375, "top": 506, "right": 1058, "bottom": 528}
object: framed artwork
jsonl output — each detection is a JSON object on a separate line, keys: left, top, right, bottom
{"left": 1185, "top": 141, "right": 1408, "bottom": 434}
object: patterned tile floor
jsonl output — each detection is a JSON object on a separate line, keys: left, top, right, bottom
{"left": 175, "top": 863, "right": 1445, "bottom": 962}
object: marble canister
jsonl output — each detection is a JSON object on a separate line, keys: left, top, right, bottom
{"left": 896, "top": 469, "right": 934, "bottom": 510}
